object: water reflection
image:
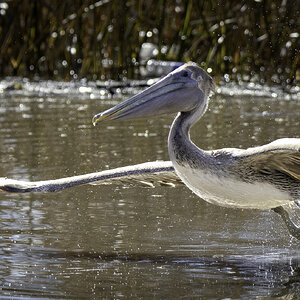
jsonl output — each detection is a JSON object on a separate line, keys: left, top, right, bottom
{"left": 0, "top": 80, "right": 299, "bottom": 298}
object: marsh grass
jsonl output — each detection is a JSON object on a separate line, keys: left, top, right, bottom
{"left": 0, "top": 0, "right": 298, "bottom": 83}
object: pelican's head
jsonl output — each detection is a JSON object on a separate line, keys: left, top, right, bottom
{"left": 92, "top": 62, "right": 214, "bottom": 125}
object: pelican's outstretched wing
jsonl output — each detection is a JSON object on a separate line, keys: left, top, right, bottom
{"left": 0, "top": 161, "right": 183, "bottom": 193}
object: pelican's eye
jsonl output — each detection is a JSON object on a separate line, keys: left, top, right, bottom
{"left": 182, "top": 71, "right": 189, "bottom": 77}
{"left": 197, "top": 75, "right": 203, "bottom": 81}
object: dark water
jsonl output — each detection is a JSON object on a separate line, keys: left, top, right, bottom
{"left": 0, "top": 79, "right": 299, "bottom": 299}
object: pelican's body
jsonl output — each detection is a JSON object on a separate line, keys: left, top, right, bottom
{"left": 171, "top": 137, "right": 298, "bottom": 210}
{"left": 169, "top": 106, "right": 299, "bottom": 209}
{"left": 1, "top": 62, "right": 299, "bottom": 239}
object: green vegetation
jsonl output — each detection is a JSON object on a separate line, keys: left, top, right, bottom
{"left": 0, "top": 0, "right": 298, "bottom": 83}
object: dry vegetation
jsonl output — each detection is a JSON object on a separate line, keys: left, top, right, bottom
{"left": 0, "top": 0, "right": 298, "bottom": 83}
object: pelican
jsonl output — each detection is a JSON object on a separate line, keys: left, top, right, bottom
{"left": 0, "top": 63, "right": 299, "bottom": 239}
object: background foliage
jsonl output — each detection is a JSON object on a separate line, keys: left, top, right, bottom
{"left": 0, "top": 0, "right": 299, "bottom": 83}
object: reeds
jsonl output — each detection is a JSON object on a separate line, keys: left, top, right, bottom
{"left": 0, "top": 0, "right": 298, "bottom": 83}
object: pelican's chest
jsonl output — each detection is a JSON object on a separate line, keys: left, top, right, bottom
{"left": 173, "top": 161, "right": 291, "bottom": 210}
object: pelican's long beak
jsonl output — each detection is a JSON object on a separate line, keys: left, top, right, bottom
{"left": 92, "top": 64, "right": 201, "bottom": 126}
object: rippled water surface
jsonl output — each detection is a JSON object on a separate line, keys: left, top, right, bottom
{"left": 0, "top": 79, "right": 299, "bottom": 299}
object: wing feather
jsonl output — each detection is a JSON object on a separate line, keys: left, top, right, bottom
{"left": 253, "top": 151, "right": 300, "bottom": 181}
{"left": 236, "top": 139, "right": 300, "bottom": 183}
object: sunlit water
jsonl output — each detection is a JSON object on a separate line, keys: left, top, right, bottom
{"left": 0, "top": 78, "right": 299, "bottom": 299}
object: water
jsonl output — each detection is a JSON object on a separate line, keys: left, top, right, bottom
{"left": 0, "top": 78, "right": 299, "bottom": 299}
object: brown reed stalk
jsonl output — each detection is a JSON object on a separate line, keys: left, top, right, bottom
{"left": 0, "top": 0, "right": 298, "bottom": 84}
